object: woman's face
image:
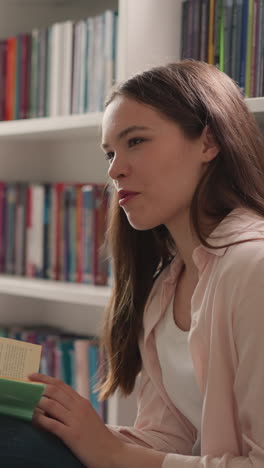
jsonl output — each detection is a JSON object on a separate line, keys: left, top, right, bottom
{"left": 101, "top": 95, "right": 214, "bottom": 231}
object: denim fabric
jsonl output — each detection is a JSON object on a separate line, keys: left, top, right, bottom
{"left": 0, "top": 414, "right": 85, "bottom": 467}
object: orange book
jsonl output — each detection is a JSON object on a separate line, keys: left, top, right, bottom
{"left": 208, "top": 0, "right": 215, "bottom": 65}
{"left": 5, "top": 37, "right": 16, "bottom": 121}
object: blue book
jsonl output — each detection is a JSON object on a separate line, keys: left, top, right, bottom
{"left": 82, "top": 185, "right": 95, "bottom": 284}
{"left": 59, "top": 339, "right": 74, "bottom": 387}
{"left": 231, "top": 0, "right": 243, "bottom": 82}
{"left": 240, "top": 0, "right": 248, "bottom": 93}
{"left": 88, "top": 344, "right": 100, "bottom": 414}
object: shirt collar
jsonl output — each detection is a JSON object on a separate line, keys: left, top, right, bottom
{"left": 167, "top": 206, "right": 264, "bottom": 277}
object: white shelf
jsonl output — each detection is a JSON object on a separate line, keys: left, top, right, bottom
{"left": 0, "top": 275, "right": 111, "bottom": 306}
{"left": 0, "top": 113, "right": 103, "bottom": 141}
{"left": 0, "top": 98, "right": 262, "bottom": 142}
{"left": 246, "top": 97, "right": 264, "bottom": 114}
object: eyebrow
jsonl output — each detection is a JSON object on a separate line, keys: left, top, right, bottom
{"left": 101, "top": 125, "right": 151, "bottom": 150}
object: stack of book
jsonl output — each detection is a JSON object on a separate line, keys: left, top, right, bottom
{"left": 0, "top": 9, "right": 118, "bottom": 120}
{"left": 181, "top": 0, "right": 264, "bottom": 97}
{"left": 0, "top": 182, "right": 110, "bottom": 285}
{"left": 0, "top": 328, "right": 107, "bottom": 421}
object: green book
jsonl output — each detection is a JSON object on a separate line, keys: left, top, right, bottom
{"left": 0, "top": 337, "right": 44, "bottom": 421}
{"left": 0, "top": 377, "right": 45, "bottom": 421}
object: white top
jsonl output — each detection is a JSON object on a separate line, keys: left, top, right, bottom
{"left": 155, "top": 294, "right": 203, "bottom": 456}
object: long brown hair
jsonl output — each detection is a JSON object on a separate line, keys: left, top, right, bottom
{"left": 99, "top": 60, "right": 264, "bottom": 399}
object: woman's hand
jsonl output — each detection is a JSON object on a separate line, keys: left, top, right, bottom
{"left": 28, "top": 373, "right": 124, "bottom": 468}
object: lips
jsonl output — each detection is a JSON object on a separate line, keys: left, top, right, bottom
{"left": 118, "top": 190, "right": 140, "bottom": 201}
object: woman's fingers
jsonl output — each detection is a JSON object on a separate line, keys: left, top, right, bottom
{"left": 29, "top": 373, "right": 78, "bottom": 409}
{"left": 36, "top": 395, "right": 71, "bottom": 425}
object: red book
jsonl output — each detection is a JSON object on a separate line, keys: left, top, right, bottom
{"left": 20, "top": 33, "right": 31, "bottom": 119}
{"left": 5, "top": 37, "right": 16, "bottom": 121}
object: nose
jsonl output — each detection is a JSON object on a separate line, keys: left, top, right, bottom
{"left": 108, "top": 152, "right": 130, "bottom": 181}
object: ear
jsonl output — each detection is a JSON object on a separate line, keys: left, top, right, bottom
{"left": 201, "top": 125, "right": 220, "bottom": 163}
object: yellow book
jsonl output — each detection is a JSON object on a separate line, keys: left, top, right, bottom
{"left": 0, "top": 337, "right": 44, "bottom": 420}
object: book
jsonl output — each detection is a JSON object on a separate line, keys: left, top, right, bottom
{"left": 208, "top": 0, "right": 215, "bottom": 64}
{"left": 245, "top": 0, "right": 254, "bottom": 97}
{"left": 0, "top": 337, "right": 44, "bottom": 421}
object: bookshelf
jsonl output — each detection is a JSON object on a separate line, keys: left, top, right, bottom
{"left": 0, "top": 0, "right": 264, "bottom": 427}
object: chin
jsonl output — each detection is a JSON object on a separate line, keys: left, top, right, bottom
{"left": 127, "top": 217, "right": 160, "bottom": 231}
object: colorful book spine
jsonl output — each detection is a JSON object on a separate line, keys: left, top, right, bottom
{"left": 208, "top": 0, "right": 215, "bottom": 63}
{"left": 82, "top": 185, "right": 94, "bottom": 284}
{"left": 5, "top": 37, "right": 16, "bottom": 121}
{"left": 240, "top": 0, "right": 249, "bottom": 93}
{"left": 0, "top": 40, "right": 7, "bottom": 121}
{"left": 245, "top": 0, "right": 254, "bottom": 96}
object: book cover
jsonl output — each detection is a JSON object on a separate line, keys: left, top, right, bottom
{"left": 88, "top": 343, "right": 100, "bottom": 414}
{"left": 0, "top": 337, "right": 44, "bottom": 421}
{"left": 71, "top": 21, "right": 81, "bottom": 114}
{"left": 77, "top": 20, "right": 87, "bottom": 115}
{"left": 14, "top": 183, "right": 27, "bottom": 276}
{"left": 208, "top": 0, "right": 215, "bottom": 64}
{"left": 87, "top": 17, "right": 95, "bottom": 112}
{"left": 193, "top": 0, "right": 202, "bottom": 60}
{"left": 5, "top": 37, "right": 17, "bottom": 121}
{"left": 214, "top": 0, "right": 222, "bottom": 68}
{"left": 256, "top": 0, "right": 264, "bottom": 96}
{"left": 0, "top": 40, "right": 7, "bottom": 121}
{"left": 223, "top": 0, "right": 234, "bottom": 76}
{"left": 240, "top": 0, "right": 249, "bottom": 93}
{"left": 93, "top": 185, "right": 109, "bottom": 286}
{"left": 61, "top": 21, "right": 73, "bottom": 116}
{"left": 82, "top": 184, "right": 95, "bottom": 284}
{"left": 76, "top": 184, "right": 83, "bottom": 283}
{"left": 55, "top": 182, "right": 64, "bottom": 280}
{"left": 93, "top": 14, "right": 105, "bottom": 111}
{"left": 48, "top": 183, "right": 57, "bottom": 280}
{"left": 245, "top": 0, "right": 254, "bottom": 97}
{"left": 250, "top": 0, "right": 259, "bottom": 96}
{"left": 0, "top": 183, "right": 6, "bottom": 272}
{"left": 20, "top": 33, "right": 31, "bottom": 119}
{"left": 69, "top": 185, "right": 76, "bottom": 283}
{"left": 63, "top": 185, "right": 71, "bottom": 282}
{"left": 29, "top": 29, "right": 39, "bottom": 119}
{"left": 43, "top": 183, "right": 51, "bottom": 279}
{"left": 200, "top": 0, "right": 210, "bottom": 62}
{"left": 48, "top": 22, "right": 64, "bottom": 116}
{"left": 5, "top": 183, "right": 17, "bottom": 275}
{"left": 74, "top": 339, "right": 90, "bottom": 399}
{"left": 38, "top": 28, "right": 48, "bottom": 118}
{"left": 231, "top": 0, "right": 243, "bottom": 82}
{"left": 181, "top": 1, "right": 189, "bottom": 59}
{"left": 14, "top": 34, "right": 22, "bottom": 120}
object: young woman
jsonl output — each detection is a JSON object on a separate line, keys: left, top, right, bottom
{"left": 3, "top": 60, "right": 264, "bottom": 467}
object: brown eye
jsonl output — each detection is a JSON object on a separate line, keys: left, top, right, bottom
{"left": 128, "top": 137, "right": 145, "bottom": 148}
